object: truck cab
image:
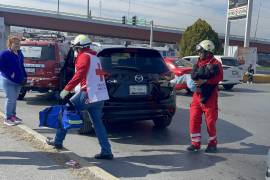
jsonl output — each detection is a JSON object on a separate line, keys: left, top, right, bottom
{"left": 19, "top": 40, "right": 69, "bottom": 99}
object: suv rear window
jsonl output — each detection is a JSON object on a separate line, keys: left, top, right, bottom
{"left": 21, "top": 45, "right": 55, "bottom": 61}
{"left": 173, "top": 59, "right": 193, "bottom": 67}
{"left": 221, "top": 57, "right": 239, "bottom": 66}
{"left": 98, "top": 48, "right": 168, "bottom": 73}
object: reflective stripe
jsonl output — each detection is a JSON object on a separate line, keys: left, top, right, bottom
{"left": 208, "top": 136, "right": 216, "bottom": 141}
{"left": 191, "top": 139, "right": 201, "bottom": 142}
{"left": 191, "top": 133, "right": 201, "bottom": 138}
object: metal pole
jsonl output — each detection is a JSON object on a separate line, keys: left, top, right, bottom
{"left": 254, "top": 0, "right": 261, "bottom": 41}
{"left": 87, "top": 0, "right": 90, "bottom": 18}
{"left": 128, "top": 0, "right": 131, "bottom": 20}
{"left": 99, "top": 0, "right": 102, "bottom": 17}
{"left": 244, "top": 0, "right": 253, "bottom": 47}
{"left": 224, "top": 0, "right": 230, "bottom": 56}
{"left": 150, "top": 20, "right": 153, "bottom": 47}
{"left": 57, "top": 0, "right": 60, "bottom": 14}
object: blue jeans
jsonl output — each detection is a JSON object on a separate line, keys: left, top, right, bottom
{"left": 2, "top": 78, "right": 21, "bottom": 119}
{"left": 54, "top": 91, "right": 112, "bottom": 155}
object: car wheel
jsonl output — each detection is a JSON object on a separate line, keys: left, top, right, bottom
{"left": 17, "top": 89, "right": 27, "bottom": 100}
{"left": 223, "top": 84, "right": 234, "bottom": 90}
{"left": 78, "top": 111, "right": 94, "bottom": 134}
{"left": 153, "top": 116, "right": 172, "bottom": 129}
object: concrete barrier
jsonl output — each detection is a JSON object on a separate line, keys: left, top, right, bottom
{"left": 243, "top": 74, "right": 270, "bottom": 83}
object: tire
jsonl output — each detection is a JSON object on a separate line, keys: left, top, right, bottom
{"left": 78, "top": 111, "right": 94, "bottom": 134}
{"left": 153, "top": 116, "right": 172, "bottom": 129}
{"left": 223, "top": 84, "right": 234, "bottom": 90}
{"left": 17, "top": 89, "right": 27, "bottom": 100}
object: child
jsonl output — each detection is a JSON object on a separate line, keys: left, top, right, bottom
{"left": 171, "top": 64, "right": 219, "bottom": 104}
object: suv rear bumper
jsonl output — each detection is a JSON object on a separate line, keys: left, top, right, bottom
{"left": 103, "top": 95, "right": 176, "bottom": 122}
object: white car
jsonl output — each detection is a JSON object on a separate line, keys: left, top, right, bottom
{"left": 182, "top": 55, "right": 243, "bottom": 90}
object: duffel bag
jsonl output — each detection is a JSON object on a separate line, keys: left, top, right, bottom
{"left": 39, "top": 100, "right": 83, "bottom": 130}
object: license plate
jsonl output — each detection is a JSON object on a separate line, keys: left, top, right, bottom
{"left": 25, "top": 68, "right": 35, "bottom": 73}
{"left": 129, "top": 85, "right": 147, "bottom": 95}
{"left": 232, "top": 71, "right": 238, "bottom": 75}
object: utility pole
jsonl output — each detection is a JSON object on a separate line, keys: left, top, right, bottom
{"left": 87, "top": 0, "right": 90, "bottom": 18}
{"left": 99, "top": 0, "right": 102, "bottom": 17}
{"left": 57, "top": 0, "right": 60, "bottom": 14}
{"left": 150, "top": 20, "right": 153, "bottom": 47}
{"left": 254, "top": 0, "right": 261, "bottom": 40}
{"left": 244, "top": 0, "right": 253, "bottom": 47}
{"left": 224, "top": 0, "right": 231, "bottom": 56}
{"left": 127, "top": 0, "right": 131, "bottom": 20}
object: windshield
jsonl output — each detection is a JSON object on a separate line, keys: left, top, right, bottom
{"left": 21, "top": 45, "right": 56, "bottom": 61}
{"left": 173, "top": 59, "right": 193, "bottom": 67}
{"left": 221, "top": 57, "right": 239, "bottom": 66}
{"left": 98, "top": 48, "right": 168, "bottom": 73}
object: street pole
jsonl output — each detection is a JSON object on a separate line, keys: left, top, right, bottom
{"left": 87, "top": 0, "right": 90, "bottom": 18}
{"left": 150, "top": 20, "right": 153, "bottom": 47}
{"left": 128, "top": 0, "right": 131, "bottom": 20}
{"left": 244, "top": 0, "right": 253, "bottom": 48}
{"left": 224, "top": 0, "right": 230, "bottom": 56}
{"left": 254, "top": 0, "right": 261, "bottom": 40}
{"left": 57, "top": 0, "right": 60, "bottom": 14}
{"left": 99, "top": 0, "right": 102, "bottom": 17}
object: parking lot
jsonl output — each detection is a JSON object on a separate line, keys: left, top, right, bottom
{"left": 0, "top": 83, "right": 270, "bottom": 180}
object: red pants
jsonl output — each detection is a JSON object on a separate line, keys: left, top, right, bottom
{"left": 189, "top": 90, "right": 218, "bottom": 148}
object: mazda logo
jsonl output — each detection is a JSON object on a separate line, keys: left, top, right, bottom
{"left": 135, "top": 74, "right": 143, "bottom": 83}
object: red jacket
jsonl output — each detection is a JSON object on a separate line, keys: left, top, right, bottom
{"left": 64, "top": 49, "right": 97, "bottom": 92}
{"left": 196, "top": 55, "right": 223, "bottom": 85}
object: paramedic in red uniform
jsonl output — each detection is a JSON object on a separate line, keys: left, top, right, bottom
{"left": 46, "top": 34, "right": 113, "bottom": 160}
{"left": 187, "top": 40, "right": 223, "bottom": 153}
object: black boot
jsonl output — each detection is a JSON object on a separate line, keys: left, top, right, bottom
{"left": 187, "top": 145, "right": 200, "bottom": 152}
{"left": 205, "top": 145, "right": 217, "bottom": 153}
{"left": 46, "top": 137, "right": 63, "bottom": 149}
{"left": 94, "top": 153, "right": 114, "bottom": 160}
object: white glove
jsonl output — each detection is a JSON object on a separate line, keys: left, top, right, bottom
{"left": 60, "top": 90, "right": 70, "bottom": 99}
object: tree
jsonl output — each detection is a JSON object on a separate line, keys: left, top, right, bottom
{"left": 180, "top": 19, "right": 223, "bottom": 56}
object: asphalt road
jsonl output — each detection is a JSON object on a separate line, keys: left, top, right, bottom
{"left": 0, "top": 83, "right": 270, "bottom": 180}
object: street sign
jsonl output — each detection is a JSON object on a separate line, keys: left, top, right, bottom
{"left": 228, "top": 0, "right": 248, "bottom": 20}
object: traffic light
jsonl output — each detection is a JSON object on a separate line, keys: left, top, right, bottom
{"left": 122, "top": 16, "right": 126, "bottom": 24}
{"left": 132, "top": 16, "right": 137, "bottom": 25}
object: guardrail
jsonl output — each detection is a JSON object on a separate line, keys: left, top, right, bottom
{"left": 1, "top": 3, "right": 270, "bottom": 43}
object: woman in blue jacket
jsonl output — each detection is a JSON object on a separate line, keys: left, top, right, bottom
{"left": 0, "top": 36, "right": 27, "bottom": 126}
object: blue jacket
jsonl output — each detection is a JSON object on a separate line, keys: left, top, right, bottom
{"left": 0, "top": 49, "right": 27, "bottom": 84}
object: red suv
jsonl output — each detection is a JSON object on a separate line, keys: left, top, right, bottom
{"left": 19, "top": 40, "right": 70, "bottom": 99}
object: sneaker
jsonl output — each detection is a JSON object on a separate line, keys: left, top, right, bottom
{"left": 187, "top": 145, "right": 200, "bottom": 152}
{"left": 94, "top": 153, "right": 114, "bottom": 160}
{"left": 46, "top": 137, "right": 63, "bottom": 149}
{"left": 205, "top": 145, "right": 217, "bottom": 153}
{"left": 4, "top": 119, "right": 17, "bottom": 126}
{"left": 12, "top": 115, "right": 23, "bottom": 123}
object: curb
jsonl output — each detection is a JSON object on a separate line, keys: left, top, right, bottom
{"left": 0, "top": 111, "right": 119, "bottom": 180}
{"left": 243, "top": 74, "right": 270, "bottom": 83}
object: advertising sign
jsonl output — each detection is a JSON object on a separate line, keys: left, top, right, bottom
{"left": 228, "top": 0, "right": 248, "bottom": 20}
{"left": 237, "top": 47, "right": 258, "bottom": 72}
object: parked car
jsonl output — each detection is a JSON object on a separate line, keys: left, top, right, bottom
{"left": 182, "top": 55, "right": 243, "bottom": 90}
{"left": 97, "top": 47, "right": 176, "bottom": 128}
{"left": 163, "top": 57, "right": 193, "bottom": 91}
{"left": 19, "top": 40, "right": 70, "bottom": 99}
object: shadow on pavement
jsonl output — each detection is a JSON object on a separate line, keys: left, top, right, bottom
{"left": 84, "top": 149, "right": 226, "bottom": 178}
{"left": 0, "top": 151, "right": 66, "bottom": 170}
{"left": 108, "top": 108, "right": 252, "bottom": 146}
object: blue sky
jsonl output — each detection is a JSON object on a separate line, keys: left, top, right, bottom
{"left": 1, "top": 0, "right": 270, "bottom": 40}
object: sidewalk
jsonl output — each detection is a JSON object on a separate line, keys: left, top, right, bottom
{"left": 0, "top": 122, "right": 79, "bottom": 180}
